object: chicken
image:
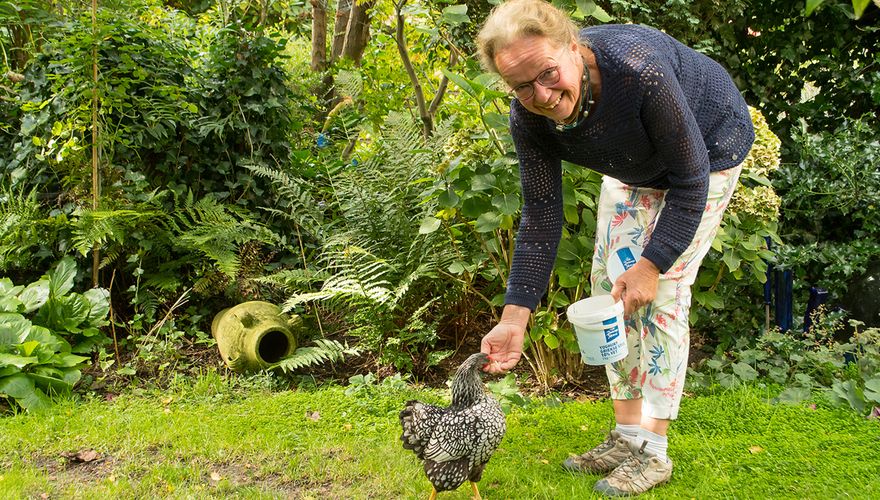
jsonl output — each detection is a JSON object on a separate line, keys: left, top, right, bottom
{"left": 399, "top": 352, "right": 506, "bottom": 500}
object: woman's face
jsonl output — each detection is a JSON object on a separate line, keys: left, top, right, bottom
{"left": 494, "top": 36, "right": 582, "bottom": 123}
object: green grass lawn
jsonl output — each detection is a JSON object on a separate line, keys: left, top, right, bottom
{"left": 1, "top": 371, "right": 879, "bottom": 499}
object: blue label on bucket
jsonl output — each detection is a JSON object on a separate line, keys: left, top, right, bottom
{"left": 616, "top": 247, "right": 637, "bottom": 271}
{"left": 602, "top": 317, "right": 620, "bottom": 342}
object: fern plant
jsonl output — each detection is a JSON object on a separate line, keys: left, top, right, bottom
{"left": 266, "top": 112, "right": 463, "bottom": 371}
{"left": 271, "top": 339, "right": 360, "bottom": 373}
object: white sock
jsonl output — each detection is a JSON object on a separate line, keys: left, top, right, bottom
{"left": 614, "top": 424, "right": 640, "bottom": 442}
{"left": 637, "top": 428, "right": 669, "bottom": 462}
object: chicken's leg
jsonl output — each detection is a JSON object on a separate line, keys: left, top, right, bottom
{"left": 428, "top": 487, "right": 437, "bottom": 500}
{"left": 470, "top": 481, "right": 482, "bottom": 500}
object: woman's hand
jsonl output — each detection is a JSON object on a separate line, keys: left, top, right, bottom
{"left": 480, "top": 304, "right": 530, "bottom": 373}
{"left": 611, "top": 258, "right": 660, "bottom": 316}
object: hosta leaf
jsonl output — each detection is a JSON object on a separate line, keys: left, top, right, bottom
{"left": 0, "top": 313, "right": 31, "bottom": 345}
{"left": 57, "top": 353, "right": 90, "bottom": 368}
{"left": 0, "top": 353, "right": 39, "bottom": 369}
{"left": 18, "top": 281, "right": 49, "bottom": 313}
{"left": 83, "top": 288, "right": 110, "bottom": 326}
{"left": 0, "top": 374, "right": 52, "bottom": 412}
{"left": 0, "top": 295, "right": 23, "bottom": 313}
{"left": 47, "top": 256, "right": 77, "bottom": 298}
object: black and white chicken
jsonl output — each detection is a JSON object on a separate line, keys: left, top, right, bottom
{"left": 399, "top": 352, "right": 506, "bottom": 499}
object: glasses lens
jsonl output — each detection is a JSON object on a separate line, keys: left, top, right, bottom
{"left": 513, "top": 85, "right": 534, "bottom": 100}
{"left": 537, "top": 67, "right": 560, "bottom": 87}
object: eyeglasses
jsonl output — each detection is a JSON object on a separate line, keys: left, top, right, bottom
{"left": 509, "top": 48, "right": 568, "bottom": 101}
{"left": 510, "top": 66, "right": 561, "bottom": 101}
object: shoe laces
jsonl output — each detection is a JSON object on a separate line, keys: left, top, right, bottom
{"left": 612, "top": 442, "right": 649, "bottom": 478}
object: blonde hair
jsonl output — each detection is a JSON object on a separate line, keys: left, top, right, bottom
{"left": 476, "top": 0, "right": 581, "bottom": 74}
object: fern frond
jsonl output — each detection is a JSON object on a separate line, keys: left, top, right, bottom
{"left": 272, "top": 339, "right": 360, "bottom": 373}
{"left": 253, "top": 268, "right": 330, "bottom": 291}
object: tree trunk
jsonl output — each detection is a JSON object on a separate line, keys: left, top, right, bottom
{"left": 310, "top": 0, "right": 328, "bottom": 71}
{"left": 341, "top": 0, "right": 375, "bottom": 65}
{"left": 330, "top": 0, "right": 352, "bottom": 64}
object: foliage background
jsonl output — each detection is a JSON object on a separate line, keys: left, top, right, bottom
{"left": 0, "top": 0, "right": 878, "bottom": 408}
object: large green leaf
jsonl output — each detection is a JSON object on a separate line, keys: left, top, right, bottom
{"left": 832, "top": 380, "right": 866, "bottom": 413}
{"left": 23, "top": 325, "right": 69, "bottom": 353}
{"left": 440, "top": 4, "right": 469, "bottom": 26}
{"left": 0, "top": 313, "right": 31, "bottom": 345}
{"left": 0, "top": 278, "right": 22, "bottom": 296}
{"left": 475, "top": 212, "right": 502, "bottom": 233}
{"left": 732, "top": 362, "right": 758, "bottom": 381}
{"left": 0, "top": 374, "right": 51, "bottom": 412}
{"left": 461, "top": 196, "right": 492, "bottom": 218}
{"left": 805, "top": 0, "right": 826, "bottom": 15}
{"left": 83, "top": 287, "right": 110, "bottom": 326}
{"left": 0, "top": 295, "right": 23, "bottom": 313}
{"left": 0, "top": 353, "right": 39, "bottom": 369}
{"left": 864, "top": 378, "right": 880, "bottom": 403}
{"left": 492, "top": 193, "right": 520, "bottom": 215}
{"left": 17, "top": 281, "right": 49, "bottom": 313}
{"left": 419, "top": 216, "right": 442, "bottom": 234}
{"left": 775, "top": 386, "right": 811, "bottom": 405}
{"left": 47, "top": 256, "right": 77, "bottom": 298}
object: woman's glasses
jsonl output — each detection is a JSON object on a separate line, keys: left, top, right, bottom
{"left": 510, "top": 66, "right": 562, "bottom": 101}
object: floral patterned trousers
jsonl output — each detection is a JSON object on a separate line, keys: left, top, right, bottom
{"left": 590, "top": 165, "right": 742, "bottom": 420}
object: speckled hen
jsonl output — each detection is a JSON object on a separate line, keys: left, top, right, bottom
{"left": 399, "top": 352, "right": 506, "bottom": 500}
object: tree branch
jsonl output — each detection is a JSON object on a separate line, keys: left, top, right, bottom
{"left": 393, "top": 0, "right": 432, "bottom": 137}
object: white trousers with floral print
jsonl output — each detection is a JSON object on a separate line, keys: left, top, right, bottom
{"left": 590, "top": 165, "right": 742, "bottom": 420}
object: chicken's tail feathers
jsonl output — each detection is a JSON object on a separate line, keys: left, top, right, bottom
{"left": 399, "top": 400, "right": 439, "bottom": 459}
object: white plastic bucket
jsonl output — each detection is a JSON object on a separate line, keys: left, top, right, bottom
{"left": 567, "top": 295, "right": 628, "bottom": 365}
{"left": 607, "top": 246, "right": 642, "bottom": 284}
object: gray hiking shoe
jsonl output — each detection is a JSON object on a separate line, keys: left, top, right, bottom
{"left": 593, "top": 439, "right": 673, "bottom": 496}
{"left": 562, "top": 431, "right": 634, "bottom": 474}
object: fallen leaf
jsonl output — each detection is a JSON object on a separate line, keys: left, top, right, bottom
{"left": 306, "top": 411, "right": 320, "bottom": 422}
{"left": 163, "top": 407, "right": 171, "bottom": 414}
{"left": 48, "top": 475, "right": 56, "bottom": 481}
{"left": 869, "top": 406, "right": 880, "bottom": 420}
{"left": 61, "top": 449, "right": 100, "bottom": 463}
{"left": 210, "top": 472, "right": 222, "bottom": 482}
{"left": 748, "top": 445, "right": 764, "bottom": 454}
{"left": 540, "top": 459, "right": 549, "bottom": 464}
{"left": 161, "top": 396, "right": 173, "bottom": 405}
{"left": 808, "top": 403, "right": 817, "bottom": 410}
{"left": 40, "top": 494, "right": 48, "bottom": 499}
{"left": 343, "top": 423, "right": 352, "bottom": 430}
{"left": 580, "top": 425, "right": 588, "bottom": 431}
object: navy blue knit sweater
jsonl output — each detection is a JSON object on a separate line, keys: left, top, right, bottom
{"left": 505, "top": 24, "right": 754, "bottom": 311}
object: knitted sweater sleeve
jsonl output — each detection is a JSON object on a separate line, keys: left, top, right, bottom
{"left": 638, "top": 55, "right": 710, "bottom": 273}
{"left": 504, "top": 108, "right": 564, "bottom": 311}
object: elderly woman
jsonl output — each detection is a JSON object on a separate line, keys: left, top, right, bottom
{"left": 476, "top": 0, "right": 754, "bottom": 495}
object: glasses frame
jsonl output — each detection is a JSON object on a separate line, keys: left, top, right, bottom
{"left": 508, "top": 47, "right": 569, "bottom": 101}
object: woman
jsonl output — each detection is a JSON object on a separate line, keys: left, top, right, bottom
{"left": 476, "top": 0, "right": 754, "bottom": 495}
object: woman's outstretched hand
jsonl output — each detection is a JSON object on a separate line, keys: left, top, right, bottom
{"left": 480, "top": 304, "right": 530, "bottom": 373}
